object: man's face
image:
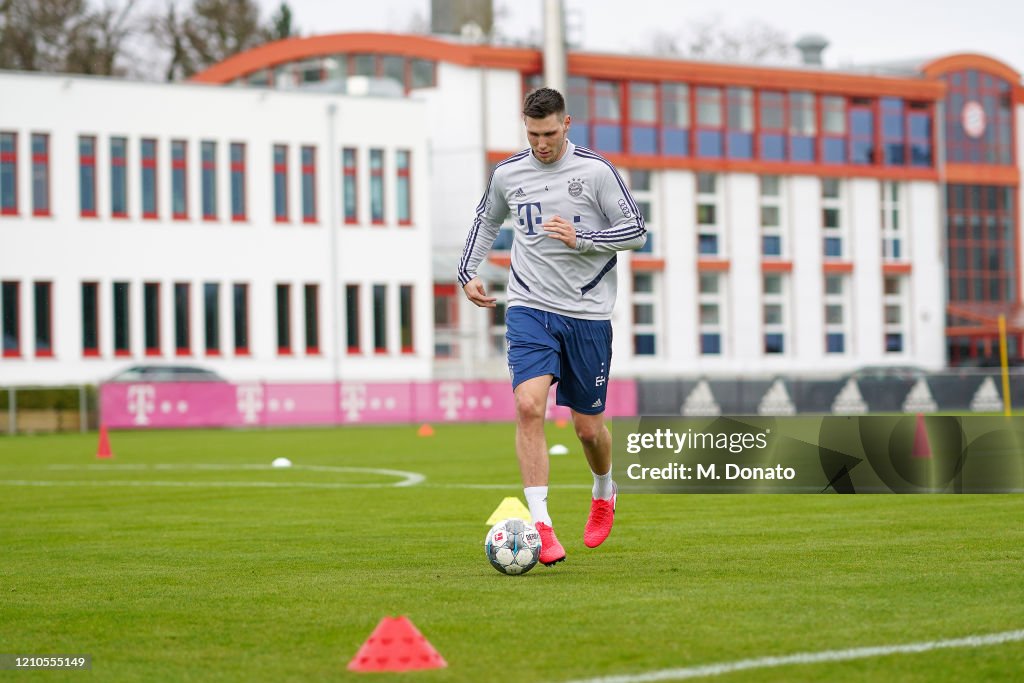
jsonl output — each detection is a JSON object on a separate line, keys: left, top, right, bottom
{"left": 525, "top": 113, "right": 571, "bottom": 164}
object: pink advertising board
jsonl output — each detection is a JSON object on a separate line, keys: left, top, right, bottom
{"left": 99, "top": 380, "right": 638, "bottom": 429}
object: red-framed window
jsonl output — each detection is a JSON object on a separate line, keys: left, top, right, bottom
{"left": 31, "top": 133, "right": 50, "bottom": 216}
{"left": 232, "top": 283, "right": 249, "bottom": 356}
{"left": 0, "top": 132, "right": 17, "bottom": 216}
{"left": 343, "top": 54, "right": 437, "bottom": 93}
{"left": 201, "top": 141, "right": 217, "bottom": 220}
{"left": 141, "top": 138, "right": 157, "bottom": 219}
{"left": 273, "top": 144, "right": 288, "bottom": 223}
{"left": 113, "top": 281, "right": 131, "bottom": 357}
{"left": 695, "top": 86, "right": 724, "bottom": 158}
{"left": 660, "top": 83, "right": 690, "bottom": 157}
{"left": 788, "top": 92, "right": 816, "bottom": 162}
{"left": 301, "top": 145, "right": 317, "bottom": 223}
{"left": 346, "top": 284, "right": 361, "bottom": 354}
{"left": 947, "top": 184, "right": 1016, "bottom": 303}
{"left": 592, "top": 80, "right": 623, "bottom": 153}
{"left": 204, "top": 282, "right": 220, "bottom": 356}
{"left": 33, "top": 281, "right": 53, "bottom": 358}
{"left": 81, "top": 281, "right": 100, "bottom": 357}
{"left": 725, "top": 87, "right": 754, "bottom": 159}
{"left": 304, "top": 283, "right": 319, "bottom": 354}
{"left": 79, "top": 136, "right": 97, "bottom": 218}
{"left": 144, "top": 282, "right": 161, "bottom": 356}
{"left": 758, "top": 91, "right": 786, "bottom": 161}
{"left": 848, "top": 97, "right": 874, "bottom": 165}
{"left": 343, "top": 147, "right": 358, "bottom": 224}
{"left": 111, "top": 136, "right": 128, "bottom": 218}
{"left": 433, "top": 283, "right": 459, "bottom": 359}
{"left": 369, "top": 149, "right": 384, "bottom": 225}
{"left": 174, "top": 282, "right": 191, "bottom": 356}
{"left": 230, "top": 142, "right": 246, "bottom": 221}
{"left": 880, "top": 97, "right": 905, "bottom": 165}
{"left": 907, "top": 102, "right": 933, "bottom": 167}
{"left": 821, "top": 96, "right": 847, "bottom": 164}
{"left": 171, "top": 140, "right": 188, "bottom": 220}
{"left": 275, "top": 283, "right": 292, "bottom": 355}
{"left": 396, "top": 150, "right": 411, "bottom": 225}
{"left": 2, "top": 281, "right": 20, "bottom": 357}
{"left": 628, "top": 82, "right": 658, "bottom": 155}
{"left": 399, "top": 284, "right": 414, "bottom": 354}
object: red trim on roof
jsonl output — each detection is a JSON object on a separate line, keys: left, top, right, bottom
{"left": 921, "top": 53, "right": 1021, "bottom": 83}
{"left": 190, "top": 32, "right": 541, "bottom": 83}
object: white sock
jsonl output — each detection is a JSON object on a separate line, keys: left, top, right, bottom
{"left": 592, "top": 469, "right": 614, "bottom": 500}
{"left": 524, "top": 486, "right": 551, "bottom": 526}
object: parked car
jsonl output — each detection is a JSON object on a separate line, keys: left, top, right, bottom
{"left": 105, "top": 364, "right": 227, "bottom": 383}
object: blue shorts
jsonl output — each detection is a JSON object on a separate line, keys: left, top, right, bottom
{"left": 505, "top": 306, "right": 612, "bottom": 415}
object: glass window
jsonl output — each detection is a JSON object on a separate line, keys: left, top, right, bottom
{"left": 144, "top": 282, "right": 160, "bottom": 355}
{"left": 112, "top": 282, "right": 130, "bottom": 355}
{"left": 2, "top": 281, "right": 20, "bottom": 356}
{"left": 346, "top": 284, "right": 361, "bottom": 353}
{"left": 79, "top": 136, "right": 97, "bottom": 217}
{"left": 174, "top": 283, "right": 190, "bottom": 354}
{"left": 230, "top": 142, "right": 246, "bottom": 221}
{"left": 373, "top": 284, "right": 387, "bottom": 353}
{"left": 201, "top": 140, "right": 216, "bottom": 219}
{"left": 696, "top": 87, "right": 722, "bottom": 126}
{"left": 343, "top": 147, "right": 358, "bottom": 223}
{"left": 33, "top": 281, "right": 52, "bottom": 356}
{"left": 233, "top": 283, "right": 249, "bottom": 354}
{"left": 0, "top": 132, "right": 16, "bottom": 215}
{"left": 82, "top": 282, "right": 99, "bottom": 355}
{"left": 304, "top": 284, "right": 319, "bottom": 353}
{"left": 111, "top": 136, "right": 128, "bottom": 217}
{"left": 204, "top": 283, "right": 220, "bottom": 355}
{"left": 410, "top": 59, "right": 436, "bottom": 88}
{"left": 400, "top": 284, "right": 414, "bottom": 353}
{"left": 661, "top": 83, "right": 689, "bottom": 157}
{"left": 396, "top": 149, "right": 411, "bottom": 224}
{"left": 276, "top": 283, "right": 291, "bottom": 353}
{"left": 301, "top": 145, "right": 316, "bottom": 223}
{"left": 141, "top": 138, "right": 157, "bottom": 218}
{"left": 31, "top": 133, "right": 49, "bottom": 216}
{"left": 370, "top": 149, "right": 384, "bottom": 223}
{"left": 273, "top": 144, "right": 288, "bottom": 222}
{"left": 171, "top": 140, "right": 187, "bottom": 219}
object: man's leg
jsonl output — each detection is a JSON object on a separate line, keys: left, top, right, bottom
{"left": 514, "top": 374, "right": 565, "bottom": 565}
{"left": 572, "top": 409, "right": 617, "bottom": 548}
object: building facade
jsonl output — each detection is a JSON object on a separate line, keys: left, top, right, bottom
{"left": 0, "top": 72, "right": 433, "bottom": 385}
{"left": 2, "top": 33, "right": 1023, "bottom": 386}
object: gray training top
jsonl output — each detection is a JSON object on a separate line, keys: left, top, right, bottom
{"left": 457, "top": 140, "right": 647, "bottom": 321}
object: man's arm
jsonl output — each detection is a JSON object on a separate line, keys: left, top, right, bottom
{"left": 574, "top": 163, "right": 647, "bottom": 253}
{"left": 458, "top": 168, "right": 509, "bottom": 306}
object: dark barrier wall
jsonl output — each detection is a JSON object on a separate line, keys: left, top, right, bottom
{"left": 638, "top": 371, "right": 1017, "bottom": 415}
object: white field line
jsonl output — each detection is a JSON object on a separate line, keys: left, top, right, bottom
{"left": 561, "top": 629, "right": 1024, "bottom": 683}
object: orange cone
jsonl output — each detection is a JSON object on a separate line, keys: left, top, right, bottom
{"left": 554, "top": 418, "right": 569, "bottom": 428}
{"left": 96, "top": 424, "right": 113, "bottom": 459}
{"left": 347, "top": 616, "right": 447, "bottom": 672}
{"left": 911, "top": 413, "right": 932, "bottom": 459}
{"left": 417, "top": 423, "right": 434, "bottom": 437}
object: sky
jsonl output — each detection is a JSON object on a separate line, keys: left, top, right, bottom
{"left": 253, "top": 0, "right": 1024, "bottom": 73}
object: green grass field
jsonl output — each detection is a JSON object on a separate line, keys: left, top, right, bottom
{"left": 2, "top": 423, "right": 1023, "bottom": 682}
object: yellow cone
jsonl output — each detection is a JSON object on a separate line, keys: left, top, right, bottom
{"left": 486, "top": 497, "right": 532, "bottom": 525}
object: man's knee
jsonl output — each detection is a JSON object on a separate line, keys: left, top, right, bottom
{"left": 515, "top": 387, "right": 547, "bottom": 422}
{"left": 574, "top": 416, "right": 606, "bottom": 446}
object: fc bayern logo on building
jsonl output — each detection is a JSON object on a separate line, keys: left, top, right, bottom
{"left": 568, "top": 178, "right": 584, "bottom": 197}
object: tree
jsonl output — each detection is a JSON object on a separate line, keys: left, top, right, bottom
{"left": 645, "top": 15, "right": 795, "bottom": 65}
{"left": 266, "top": 2, "right": 295, "bottom": 42}
{"left": 0, "top": 0, "right": 136, "bottom": 75}
{"left": 150, "top": 0, "right": 298, "bottom": 81}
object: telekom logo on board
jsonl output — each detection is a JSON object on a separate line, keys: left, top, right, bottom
{"left": 126, "top": 385, "right": 156, "bottom": 425}
{"left": 236, "top": 385, "right": 264, "bottom": 425}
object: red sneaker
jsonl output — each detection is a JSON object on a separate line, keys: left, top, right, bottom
{"left": 534, "top": 522, "right": 566, "bottom": 566}
{"left": 584, "top": 482, "right": 617, "bottom": 548}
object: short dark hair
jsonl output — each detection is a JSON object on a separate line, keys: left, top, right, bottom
{"left": 523, "top": 87, "right": 565, "bottom": 119}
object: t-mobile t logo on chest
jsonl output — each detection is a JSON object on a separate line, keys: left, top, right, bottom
{"left": 516, "top": 202, "right": 542, "bottom": 235}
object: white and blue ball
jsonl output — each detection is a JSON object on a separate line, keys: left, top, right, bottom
{"left": 484, "top": 518, "right": 541, "bottom": 576}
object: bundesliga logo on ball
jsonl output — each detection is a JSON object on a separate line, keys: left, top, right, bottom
{"left": 484, "top": 518, "right": 541, "bottom": 575}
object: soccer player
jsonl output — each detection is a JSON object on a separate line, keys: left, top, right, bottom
{"left": 458, "top": 87, "right": 647, "bottom": 566}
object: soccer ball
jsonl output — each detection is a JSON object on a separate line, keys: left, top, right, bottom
{"left": 484, "top": 518, "right": 541, "bottom": 575}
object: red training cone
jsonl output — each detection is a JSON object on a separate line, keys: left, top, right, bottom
{"left": 96, "top": 424, "right": 114, "bottom": 459}
{"left": 347, "top": 616, "right": 447, "bottom": 672}
{"left": 417, "top": 423, "right": 434, "bottom": 437}
{"left": 911, "top": 413, "right": 932, "bottom": 459}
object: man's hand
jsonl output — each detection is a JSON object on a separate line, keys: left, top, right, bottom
{"left": 463, "top": 277, "right": 497, "bottom": 308}
{"left": 543, "top": 215, "right": 577, "bottom": 249}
